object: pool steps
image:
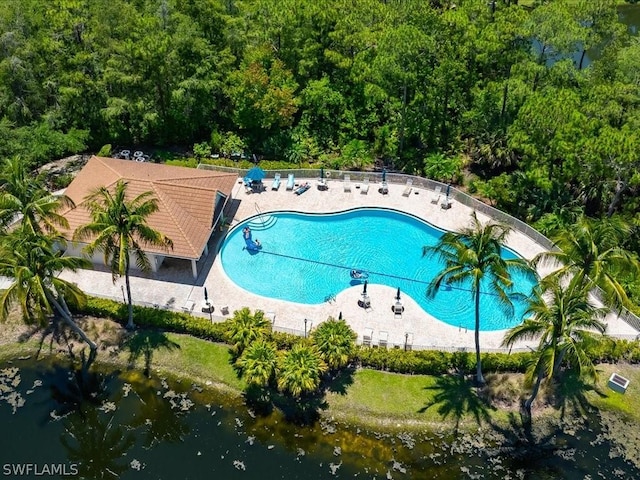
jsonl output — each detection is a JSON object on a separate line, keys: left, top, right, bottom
{"left": 246, "top": 215, "right": 278, "bottom": 230}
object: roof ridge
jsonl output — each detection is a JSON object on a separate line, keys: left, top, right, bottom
{"left": 153, "top": 178, "right": 221, "bottom": 192}
{"left": 151, "top": 185, "right": 200, "bottom": 257}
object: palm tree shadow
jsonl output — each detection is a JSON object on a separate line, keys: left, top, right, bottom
{"left": 60, "top": 408, "right": 135, "bottom": 480}
{"left": 487, "top": 412, "right": 561, "bottom": 466}
{"left": 419, "top": 374, "right": 495, "bottom": 434}
{"left": 123, "top": 330, "right": 180, "bottom": 377}
{"left": 273, "top": 390, "right": 328, "bottom": 426}
{"left": 552, "top": 371, "right": 605, "bottom": 421}
{"left": 40, "top": 357, "right": 116, "bottom": 420}
{"left": 322, "top": 365, "right": 356, "bottom": 395}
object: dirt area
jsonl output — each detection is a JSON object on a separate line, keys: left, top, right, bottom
{"left": 0, "top": 307, "right": 125, "bottom": 359}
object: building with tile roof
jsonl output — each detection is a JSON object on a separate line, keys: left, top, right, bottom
{"left": 60, "top": 156, "right": 237, "bottom": 278}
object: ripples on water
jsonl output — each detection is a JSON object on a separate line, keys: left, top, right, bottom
{"left": 0, "top": 358, "right": 639, "bottom": 479}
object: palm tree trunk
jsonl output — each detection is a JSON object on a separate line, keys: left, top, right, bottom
{"left": 524, "top": 370, "right": 544, "bottom": 418}
{"left": 125, "top": 269, "right": 134, "bottom": 329}
{"left": 474, "top": 290, "right": 485, "bottom": 385}
{"left": 47, "top": 294, "right": 97, "bottom": 351}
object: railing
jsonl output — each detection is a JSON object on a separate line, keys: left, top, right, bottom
{"left": 199, "top": 164, "right": 640, "bottom": 333}
{"left": 254, "top": 203, "right": 267, "bottom": 229}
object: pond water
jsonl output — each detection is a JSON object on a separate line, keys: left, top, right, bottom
{"left": 1, "top": 357, "right": 639, "bottom": 479}
{"left": 533, "top": 4, "right": 640, "bottom": 68}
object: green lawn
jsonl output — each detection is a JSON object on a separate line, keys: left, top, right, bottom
{"left": 324, "top": 368, "right": 510, "bottom": 429}
{"left": 588, "top": 363, "right": 640, "bottom": 422}
{"left": 111, "top": 332, "right": 244, "bottom": 391}
{"left": 3, "top": 333, "right": 640, "bottom": 431}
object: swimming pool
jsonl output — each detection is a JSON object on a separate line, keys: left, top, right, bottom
{"left": 220, "top": 208, "right": 537, "bottom": 331}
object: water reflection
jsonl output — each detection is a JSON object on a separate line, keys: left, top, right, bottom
{"left": 61, "top": 408, "right": 135, "bottom": 479}
{"left": 1, "top": 357, "right": 639, "bottom": 479}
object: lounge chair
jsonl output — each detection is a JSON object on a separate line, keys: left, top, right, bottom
{"left": 431, "top": 185, "right": 442, "bottom": 204}
{"left": 363, "top": 327, "right": 373, "bottom": 347}
{"left": 271, "top": 173, "right": 281, "bottom": 190}
{"left": 286, "top": 173, "right": 295, "bottom": 190}
{"left": 294, "top": 182, "right": 311, "bottom": 195}
{"left": 361, "top": 177, "right": 370, "bottom": 194}
{"left": 182, "top": 299, "right": 195, "bottom": 312}
{"left": 343, "top": 174, "right": 351, "bottom": 192}
{"left": 378, "top": 331, "right": 388, "bottom": 349}
{"left": 402, "top": 178, "right": 413, "bottom": 197}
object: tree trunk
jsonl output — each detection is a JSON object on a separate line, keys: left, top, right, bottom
{"left": 578, "top": 49, "right": 587, "bottom": 70}
{"left": 500, "top": 81, "right": 509, "bottom": 124}
{"left": 524, "top": 370, "right": 544, "bottom": 417}
{"left": 47, "top": 294, "right": 97, "bottom": 351}
{"left": 125, "top": 269, "right": 135, "bottom": 329}
{"left": 606, "top": 178, "right": 627, "bottom": 217}
{"left": 474, "top": 291, "right": 485, "bottom": 385}
{"left": 399, "top": 83, "right": 407, "bottom": 158}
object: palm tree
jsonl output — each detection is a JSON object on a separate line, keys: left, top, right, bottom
{"left": 236, "top": 338, "right": 278, "bottom": 387}
{"left": 73, "top": 180, "right": 173, "bottom": 329}
{"left": 502, "top": 277, "right": 607, "bottom": 420}
{"left": 310, "top": 317, "right": 357, "bottom": 370}
{"left": 0, "top": 231, "right": 96, "bottom": 353}
{"left": 0, "top": 157, "right": 74, "bottom": 234}
{"left": 225, "top": 308, "right": 271, "bottom": 356}
{"left": 277, "top": 343, "right": 327, "bottom": 398}
{"left": 534, "top": 215, "right": 639, "bottom": 311}
{"left": 423, "top": 211, "right": 535, "bottom": 385}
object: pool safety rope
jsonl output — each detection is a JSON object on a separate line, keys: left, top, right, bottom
{"left": 252, "top": 248, "right": 522, "bottom": 299}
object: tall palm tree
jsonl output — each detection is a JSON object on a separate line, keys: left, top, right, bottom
{"left": 0, "top": 157, "right": 74, "bottom": 234}
{"left": 310, "top": 318, "right": 357, "bottom": 370}
{"left": 0, "top": 231, "right": 96, "bottom": 352}
{"left": 226, "top": 308, "right": 271, "bottom": 356}
{"left": 423, "top": 211, "right": 535, "bottom": 385}
{"left": 277, "top": 343, "right": 327, "bottom": 398}
{"left": 502, "top": 277, "right": 607, "bottom": 420}
{"left": 236, "top": 338, "right": 278, "bottom": 387}
{"left": 534, "top": 215, "right": 639, "bottom": 311}
{"left": 73, "top": 180, "right": 173, "bottom": 329}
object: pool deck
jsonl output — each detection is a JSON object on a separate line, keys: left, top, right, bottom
{"left": 58, "top": 176, "right": 639, "bottom": 352}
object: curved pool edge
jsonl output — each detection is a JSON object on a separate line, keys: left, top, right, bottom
{"left": 219, "top": 207, "right": 537, "bottom": 332}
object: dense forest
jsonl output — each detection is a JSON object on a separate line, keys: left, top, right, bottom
{"left": 1, "top": 1, "right": 640, "bottom": 260}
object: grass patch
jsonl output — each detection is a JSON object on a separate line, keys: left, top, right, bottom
{"left": 587, "top": 363, "right": 640, "bottom": 421}
{"left": 325, "top": 368, "right": 508, "bottom": 429}
{"left": 112, "top": 333, "right": 244, "bottom": 391}
{"left": 0, "top": 342, "right": 40, "bottom": 363}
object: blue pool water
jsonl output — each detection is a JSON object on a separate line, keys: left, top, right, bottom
{"left": 220, "top": 208, "right": 537, "bottom": 331}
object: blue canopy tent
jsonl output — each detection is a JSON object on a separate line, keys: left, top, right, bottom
{"left": 244, "top": 166, "right": 266, "bottom": 191}
{"left": 245, "top": 166, "right": 266, "bottom": 181}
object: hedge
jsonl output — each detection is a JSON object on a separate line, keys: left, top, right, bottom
{"left": 74, "top": 296, "right": 640, "bottom": 376}
{"left": 75, "top": 296, "right": 228, "bottom": 343}
{"left": 355, "top": 347, "right": 533, "bottom": 376}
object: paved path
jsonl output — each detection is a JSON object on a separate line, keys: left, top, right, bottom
{"left": 59, "top": 176, "right": 639, "bottom": 351}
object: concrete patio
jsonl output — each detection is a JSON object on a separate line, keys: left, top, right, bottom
{"left": 58, "top": 175, "right": 640, "bottom": 352}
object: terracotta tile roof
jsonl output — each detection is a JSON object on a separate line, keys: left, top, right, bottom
{"left": 60, "top": 156, "right": 237, "bottom": 259}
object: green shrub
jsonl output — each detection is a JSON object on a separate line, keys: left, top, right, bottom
{"left": 76, "top": 296, "right": 227, "bottom": 343}
{"left": 268, "top": 331, "right": 303, "bottom": 350}
{"left": 355, "top": 347, "right": 532, "bottom": 376}
{"left": 481, "top": 352, "right": 531, "bottom": 373}
{"left": 97, "top": 144, "right": 112, "bottom": 157}
{"left": 165, "top": 158, "right": 199, "bottom": 168}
